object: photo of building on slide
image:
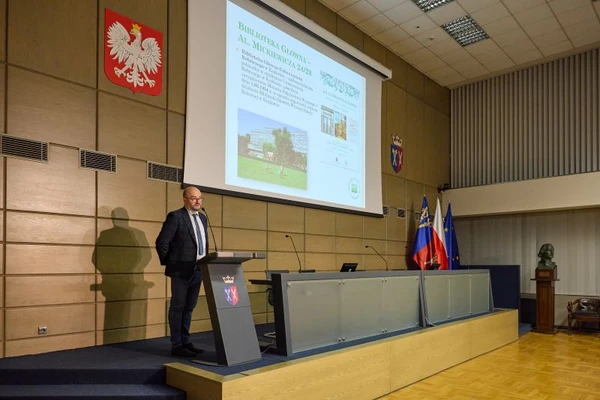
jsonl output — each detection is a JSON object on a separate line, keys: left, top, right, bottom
{"left": 237, "top": 109, "right": 308, "bottom": 190}
{"left": 320, "top": 106, "right": 347, "bottom": 140}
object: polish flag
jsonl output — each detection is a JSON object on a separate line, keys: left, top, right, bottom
{"left": 432, "top": 198, "right": 449, "bottom": 270}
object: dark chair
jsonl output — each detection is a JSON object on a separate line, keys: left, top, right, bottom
{"left": 567, "top": 298, "right": 600, "bottom": 335}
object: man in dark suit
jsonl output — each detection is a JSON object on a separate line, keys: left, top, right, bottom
{"left": 156, "top": 187, "right": 209, "bottom": 356}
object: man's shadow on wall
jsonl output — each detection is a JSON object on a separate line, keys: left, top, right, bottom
{"left": 91, "top": 207, "right": 154, "bottom": 345}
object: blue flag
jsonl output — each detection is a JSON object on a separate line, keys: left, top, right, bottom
{"left": 412, "top": 196, "right": 435, "bottom": 270}
{"left": 444, "top": 203, "right": 460, "bottom": 270}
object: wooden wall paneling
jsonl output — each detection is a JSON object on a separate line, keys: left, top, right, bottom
{"left": 222, "top": 197, "right": 267, "bottom": 230}
{"left": 7, "top": 68, "right": 96, "bottom": 148}
{"left": 305, "top": 252, "right": 336, "bottom": 271}
{"left": 305, "top": 208, "right": 335, "bottom": 235}
{"left": 201, "top": 192, "right": 223, "bottom": 227}
{"left": 268, "top": 231, "right": 304, "bottom": 252}
{"left": 305, "top": 234, "right": 335, "bottom": 253}
{"left": 6, "top": 146, "right": 96, "bottom": 216}
{"left": 403, "top": 95, "right": 425, "bottom": 183}
{"left": 94, "top": 246, "right": 163, "bottom": 274}
{"left": 167, "top": 111, "right": 184, "bottom": 167}
{"left": 335, "top": 253, "right": 363, "bottom": 270}
{"left": 281, "top": 0, "right": 305, "bottom": 14}
{"left": 241, "top": 257, "right": 266, "bottom": 273}
{"left": 267, "top": 251, "right": 304, "bottom": 272}
{"left": 386, "top": 51, "right": 408, "bottom": 90}
{"left": 6, "top": 212, "right": 95, "bottom": 244}
{"left": 97, "top": 158, "right": 166, "bottom": 221}
{"left": 96, "top": 218, "right": 162, "bottom": 247}
{"left": 5, "top": 303, "right": 95, "bottom": 340}
{"left": 362, "top": 238, "right": 388, "bottom": 269}
{"left": 97, "top": 323, "right": 164, "bottom": 345}
{"left": 335, "top": 212, "right": 363, "bottom": 238}
{"left": 6, "top": 275, "right": 96, "bottom": 307}
{"left": 0, "top": 212, "right": 3, "bottom": 243}
{"left": 0, "top": 64, "right": 5, "bottom": 131}
{"left": 249, "top": 291, "right": 267, "bottom": 314}
{"left": 222, "top": 228, "right": 266, "bottom": 251}
{"left": 96, "top": 298, "right": 165, "bottom": 330}
{"left": 364, "top": 214, "right": 386, "bottom": 240}
{"left": 5, "top": 332, "right": 95, "bottom": 357}
{"left": 335, "top": 236, "right": 363, "bottom": 254}
{"left": 364, "top": 36, "right": 387, "bottom": 67}
{"left": 98, "top": 94, "right": 167, "bottom": 163}
{"left": 385, "top": 176, "right": 407, "bottom": 242}
{"left": 0, "top": 0, "right": 5, "bottom": 61}
{"left": 95, "top": 273, "right": 166, "bottom": 302}
{"left": 336, "top": 16, "right": 363, "bottom": 51}
{"left": 7, "top": 0, "right": 97, "bottom": 87}
{"left": 167, "top": 0, "right": 187, "bottom": 114}
{"left": 385, "top": 83, "right": 407, "bottom": 177}
{"left": 6, "top": 244, "right": 95, "bottom": 275}
{"left": 0, "top": 275, "right": 3, "bottom": 307}
{"left": 267, "top": 203, "right": 304, "bottom": 233}
{"left": 405, "top": 65, "right": 426, "bottom": 102}
{"left": 305, "top": 0, "right": 336, "bottom": 34}
{"left": 190, "top": 296, "right": 210, "bottom": 321}
{"left": 189, "top": 319, "right": 212, "bottom": 334}
{"left": 98, "top": 0, "right": 168, "bottom": 108}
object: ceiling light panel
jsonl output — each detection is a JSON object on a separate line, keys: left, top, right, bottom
{"left": 411, "top": 0, "right": 455, "bottom": 12}
{"left": 442, "top": 15, "right": 489, "bottom": 47}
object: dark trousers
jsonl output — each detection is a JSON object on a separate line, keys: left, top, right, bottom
{"left": 168, "top": 270, "right": 202, "bottom": 347}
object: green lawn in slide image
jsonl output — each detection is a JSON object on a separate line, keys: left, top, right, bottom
{"left": 238, "top": 156, "right": 307, "bottom": 190}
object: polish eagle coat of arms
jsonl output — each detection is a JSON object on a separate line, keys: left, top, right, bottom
{"left": 104, "top": 9, "right": 163, "bottom": 96}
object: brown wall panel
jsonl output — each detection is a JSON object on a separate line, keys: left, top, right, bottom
{"left": 8, "top": 0, "right": 97, "bottom": 87}
{"left": 96, "top": 298, "right": 165, "bottom": 330}
{"left": 267, "top": 203, "right": 304, "bottom": 233}
{"left": 167, "top": 111, "right": 184, "bottom": 167}
{"left": 0, "top": 0, "right": 5, "bottom": 61}
{"left": 5, "top": 303, "right": 95, "bottom": 340}
{"left": 306, "top": 0, "right": 335, "bottom": 34}
{"left": 363, "top": 254, "right": 387, "bottom": 270}
{"left": 387, "top": 240, "right": 407, "bottom": 256}
{"left": 94, "top": 246, "right": 162, "bottom": 274}
{"left": 95, "top": 273, "right": 166, "bottom": 302}
{"left": 336, "top": 16, "right": 363, "bottom": 51}
{"left": 305, "top": 252, "right": 336, "bottom": 271}
{"left": 241, "top": 257, "right": 266, "bottom": 273}
{"left": 97, "top": 323, "right": 165, "bottom": 345}
{"left": 0, "top": 64, "right": 5, "bottom": 131}
{"left": 7, "top": 68, "right": 96, "bottom": 148}
{"left": 222, "top": 197, "right": 267, "bottom": 230}
{"left": 6, "top": 275, "right": 96, "bottom": 307}
{"left": 167, "top": 0, "right": 187, "bottom": 114}
{"left": 0, "top": 212, "right": 3, "bottom": 242}
{"left": 335, "top": 237, "right": 363, "bottom": 254}
{"left": 364, "top": 36, "right": 387, "bottom": 67}
{"left": 98, "top": 0, "right": 168, "bottom": 108}
{"left": 0, "top": 309, "right": 3, "bottom": 343}
{"left": 5, "top": 332, "right": 96, "bottom": 357}
{"left": 6, "top": 245, "right": 95, "bottom": 275}
{"left": 98, "top": 94, "right": 166, "bottom": 163}
{"left": 305, "top": 208, "right": 335, "bottom": 235}
{"left": 6, "top": 212, "right": 96, "bottom": 245}
{"left": 6, "top": 146, "right": 96, "bottom": 216}
{"left": 96, "top": 218, "right": 161, "bottom": 247}
{"left": 0, "top": 276, "right": 3, "bottom": 308}
{"left": 249, "top": 292, "right": 268, "bottom": 314}
{"left": 201, "top": 192, "right": 223, "bottom": 227}
{"left": 335, "top": 212, "right": 363, "bottom": 237}
{"left": 281, "top": 0, "right": 305, "bottom": 14}
{"left": 364, "top": 215, "right": 386, "bottom": 240}
{"left": 268, "top": 231, "right": 304, "bottom": 252}
{"left": 97, "top": 158, "right": 166, "bottom": 221}
{"left": 222, "top": 228, "right": 266, "bottom": 251}
{"left": 305, "top": 234, "right": 335, "bottom": 253}
{"left": 267, "top": 251, "right": 303, "bottom": 272}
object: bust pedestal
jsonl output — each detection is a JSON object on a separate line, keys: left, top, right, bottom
{"left": 532, "top": 266, "right": 558, "bottom": 334}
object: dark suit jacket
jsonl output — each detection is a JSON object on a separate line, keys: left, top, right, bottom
{"left": 155, "top": 207, "right": 209, "bottom": 279}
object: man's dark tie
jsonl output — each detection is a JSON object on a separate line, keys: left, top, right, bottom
{"left": 192, "top": 213, "right": 204, "bottom": 257}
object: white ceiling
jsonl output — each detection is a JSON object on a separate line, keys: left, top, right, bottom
{"left": 318, "top": 0, "right": 600, "bottom": 88}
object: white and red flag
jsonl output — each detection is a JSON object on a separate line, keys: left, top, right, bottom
{"left": 432, "top": 198, "right": 449, "bottom": 270}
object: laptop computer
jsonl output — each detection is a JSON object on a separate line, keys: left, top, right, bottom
{"left": 340, "top": 262, "right": 358, "bottom": 272}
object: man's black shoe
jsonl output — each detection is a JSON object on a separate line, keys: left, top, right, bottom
{"left": 183, "top": 342, "right": 204, "bottom": 354}
{"left": 171, "top": 345, "right": 196, "bottom": 357}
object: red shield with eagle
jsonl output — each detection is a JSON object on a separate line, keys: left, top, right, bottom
{"left": 104, "top": 9, "right": 163, "bottom": 96}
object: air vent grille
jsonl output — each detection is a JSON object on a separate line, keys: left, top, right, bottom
{"left": 1, "top": 134, "right": 48, "bottom": 162}
{"left": 383, "top": 205, "right": 389, "bottom": 216}
{"left": 147, "top": 162, "right": 183, "bottom": 183}
{"left": 397, "top": 208, "right": 406, "bottom": 219}
{"left": 80, "top": 149, "right": 117, "bottom": 173}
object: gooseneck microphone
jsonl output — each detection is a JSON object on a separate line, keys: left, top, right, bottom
{"left": 202, "top": 207, "right": 219, "bottom": 253}
{"left": 365, "top": 245, "right": 388, "bottom": 271}
{"left": 285, "top": 234, "right": 302, "bottom": 273}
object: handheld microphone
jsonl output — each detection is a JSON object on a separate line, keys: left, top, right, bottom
{"left": 285, "top": 234, "right": 302, "bottom": 273}
{"left": 365, "top": 245, "right": 388, "bottom": 271}
{"left": 202, "top": 207, "right": 219, "bottom": 253}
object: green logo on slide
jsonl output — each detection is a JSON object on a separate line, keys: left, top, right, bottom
{"left": 348, "top": 179, "right": 360, "bottom": 199}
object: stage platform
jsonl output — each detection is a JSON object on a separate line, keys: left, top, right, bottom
{"left": 166, "top": 309, "right": 518, "bottom": 400}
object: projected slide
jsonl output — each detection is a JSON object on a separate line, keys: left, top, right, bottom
{"left": 225, "top": 1, "right": 366, "bottom": 207}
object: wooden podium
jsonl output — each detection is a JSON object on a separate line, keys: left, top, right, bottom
{"left": 198, "top": 251, "right": 266, "bottom": 366}
{"left": 532, "top": 266, "right": 558, "bottom": 334}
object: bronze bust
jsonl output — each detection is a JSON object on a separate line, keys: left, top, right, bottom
{"left": 537, "top": 243, "right": 556, "bottom": 269}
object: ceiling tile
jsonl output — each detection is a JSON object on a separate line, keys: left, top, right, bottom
{"left": 461, "top": 65, "right": 490, "bottom": 79}
{"left": 428, "top": 37, "right": 463, "bottom": 55}
{"left": 437, "top": 73, "right": 466, "bottom": 87}
{"left": 403, "top": 47, "right": 436, "bottom": 64}
{"left": 539, "top": 40, "right": 574, "bottom": 57}
{"left": 374, "top": 26, "right": 410, "bottom": 45}
{"left": 450, "top": 57, "right": 484, "bottom": 73}
{"left": 501, "top": 0, "right": 546, "bottom": 14}
{"left": 340, "top": 0, "right": 380, "bottom": 24}
{"left": 563, "top": 18, "right": 600, "bottom": 39}
{"left": 464, "top": 39, "right": 499, "bottom": 56}
{"left": 439, "top": 48, "right": 473, "bottom": 63}
{"left": 400, "top": 15, "right": 438, "bottom": 36}
{"left": 456, "top": 0, "right": 500, "bottom": 14}
{"left": 493, "top": 28, "right": 528, "bottom": 48}
{"left": 389, "top": 37, "right": 423, "bottom": 55}
{"left": 414, "top": 27, "right": 451, "bottom": 47}
{"left": 385, "top": 1, "right": 423, "bottom": 25}
{"left": 548, "top": 0, "right": 591, "bottom": 15}
{"left": 321, "top": 0, "right": 361, "bottom": 12}
{"left": 428, "top": 65, "right": 459, "bottom": 80}
{"left": 570, "top": 35, "right": 600, "bottom": 47}
{"left": 556, "top": 5, "right": 596, "bottom": 28}
{"left": 513, "top": 4, "right": 553, "bottom": 26}
{"left": 502, "top": 39, "right": 537, "bottom": 55}
{"left": 483, "top": 16, "right": 520, "bottom": 37}
{"left": 427, "top": 2, "right": 468, "bottom": 25}
{"left": 366, "top": 0, "right": 407, "bottom": 12}
{"left": 482, "top": 56, "right": 515, "bottom": 72}
{"left": 476, "top": 48, "right": 514, "bottom": 70}
{"left": 523, "top": 17, "right": 561, "bottom": 38}
{"left": 471, "top": 3, "right": 510, "bottom": 27}
{"left": 531, "top": 29, "right": 568, "bottom": 48}
{"left": 416, "top": 56, "right": 448, "bottom": 72}
{"left": 358, "top": 13, "right": 396, "bottom": 35}
{"left": 508, "top": 49, "right": 543, "bottom": 64}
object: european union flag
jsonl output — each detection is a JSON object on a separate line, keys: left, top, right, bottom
{"left": 412, "top": 196, "right": 435, "bottom": 270}
{"left": 444, "top": 203, "right": 460, "bottom": 270}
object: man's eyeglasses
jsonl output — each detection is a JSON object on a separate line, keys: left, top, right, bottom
{"left": 185, "top": 197, "right": 204, "bottom": 202}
